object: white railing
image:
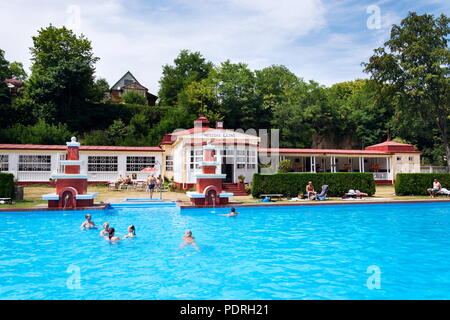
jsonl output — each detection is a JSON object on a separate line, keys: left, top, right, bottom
{"left": 373, "top": 172, "right": 391, "bottom": 180}
{"left": 16, "top": 172, "right": 52, "bottom": 182}
{"left": 420, "top": 166, "right": 449, "bottom": 173}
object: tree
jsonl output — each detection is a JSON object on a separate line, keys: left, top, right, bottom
{"left": 158, "top": 50, "right": 213, "bottom": 106}
{"left": 90, "top": 78, "right": 109, "bottom": 102}
{"left": 122, "top": 90, "right": 147, "bottom": 105}
{"left": 23, "top": 25, "right": 99, "bottom": 128}
{"left": 8, "top": 62, "right": 27, "bottom": 80}
{"left": 363, "top": 12, "right": 450, "bottom": 165}
{"left": 0, "top": 119, "right": 73, "bottom": 144}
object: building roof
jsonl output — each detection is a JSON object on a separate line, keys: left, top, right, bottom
{"left": 259, "top": 148, "right": 390, "bottom": 156}
{"left": 110, "top": 71, "right": 141, "bottom": 91}
{"left": 0, "top": 144, "right": 163, "bottom": 152}
{"left": 364, "top": 139, "right": 420, "bottom": 153}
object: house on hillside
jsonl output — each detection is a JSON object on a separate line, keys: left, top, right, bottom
{"left": 109, "top": 71, "right": 157, "bottom": 106}
{"left": 4, "top": 79, "right": 24, "bottom": 96}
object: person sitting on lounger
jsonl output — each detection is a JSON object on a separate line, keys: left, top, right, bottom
{"left": 428, "top": 179, "right": 442, "bottom": 198}
{"left": 306, "top": 181, "right": 317, "bottom": 200}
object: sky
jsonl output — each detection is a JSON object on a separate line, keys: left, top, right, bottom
{"left": 0, "top": 0, "right": 449, "bottom": 93}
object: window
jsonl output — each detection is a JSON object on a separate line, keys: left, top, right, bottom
{"left": 126, "top": 156, "right": 155, "bottom": 172}
{"left": 237, "top": 164, "right": 246, "bottom": 169}
{"left": 88, "top": 156, "right": 118, "bottom": 172}
{"left": 189, "top": 149, "right": 203, "bottom": 170}
{"left": 0, "top": 155, "right": 8, "bottom": 171}
{"left": 58, "top": 154, "right": 66, "bottom": 173}
{"left": 408, "top": 156, "right": 414, "bottom": 162}
{"left": 397, "top": 156, "right": 402, "bottom": 161}
{"left": 166, "top": 156, "right": 173, "bottom": 172}
{"left": 19, "top": 155, "right": 51, "bottom": 171}
{"left": 124, "top": 79, "right": 133, "bottom": 86}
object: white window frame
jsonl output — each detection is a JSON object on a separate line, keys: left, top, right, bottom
{"left": 126, "top": 156, "right": 155, "bottom": 172}
{"left": 88, "top": 156, "right": 118, "bottom": 172}
{"left": 0, "top": 155, "right": 9, "bottom": 172}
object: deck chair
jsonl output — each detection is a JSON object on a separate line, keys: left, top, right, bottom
{"left": 317, "top": 185, "right": 329, "bottom": 201}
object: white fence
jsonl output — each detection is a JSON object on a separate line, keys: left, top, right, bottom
{"left": 420, "top": 166, "right": 450, "bottom": 173}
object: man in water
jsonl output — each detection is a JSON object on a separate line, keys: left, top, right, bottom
{"left": 179, "top": 230, "right": 199, "bottom": 251}
{"left": 428, "top": 179, "right": 442, "bottom": 198}
{"left": 80, "top": 214, "right": 96, "bottom": 229}
{"left": 219, "top": 207, "right": 240, "bottom": 217}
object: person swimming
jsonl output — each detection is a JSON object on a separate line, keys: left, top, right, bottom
{"left": 100, "top": 222, "right": 110, "bottom": 236}
{"left": 179, "top": 230, "right": 199, "bottom": 251}
{"left": 123, "top": 225, "right": 136, "bottom": 239}
{"left": 105, "top": 227, "right": 120, "bottom": 241}
{"left": 219, "top": 207, "right": 240, "bottom": 217}
{"left": 80, "top": 214, "right": 96, "bottom": 229}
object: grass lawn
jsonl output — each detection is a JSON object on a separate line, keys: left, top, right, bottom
{"left": 0, "top": 184, "right": 443, "bottom": 210}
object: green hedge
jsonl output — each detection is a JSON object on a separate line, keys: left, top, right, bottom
{"left": 251, "top": 173, "right": 376, "bottom": 198}
{"left": 0, "top": 173, "right": 15, "bottom": 198}
{"left": 395, "top": 173, "right": 450, "bottom": 195}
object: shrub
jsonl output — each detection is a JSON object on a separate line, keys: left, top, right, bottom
{"left": 395, "top": 173, "right": 450, "bottom": 195}
{"left": 251, "top": 172, "right": 376, "bottom": 198}
{"left": 278, "top": 159, "right": 293, "bottom": 173}
{"left": 0, "top": 173, "right": 15, "bottom": 198}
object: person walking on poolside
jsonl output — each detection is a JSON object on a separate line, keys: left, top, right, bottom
{"left": 147, "top": 174, "right": 156, "bottom": 199}
{"left": 105, "top": 227, "right": 120, "bottom": 241}
{"left": 179, "top": 230, "right": 199, "bottom": 251}
{"left": 100, "top": 222, "right": 110, "bottom": 236}
{"left": 306, "top": 181, "right": 317, "bottom": 200}
{"left": 80, "top": 214, "right": 96, "bottom": 229}
{"left": 123, "top": 225, "right": 136, "bottom": 239}
{"left": 219, "top": 207, "right": 240, "bottom": 217}
{"left": 428, "top": 179, "right": 442, "bottom": 198}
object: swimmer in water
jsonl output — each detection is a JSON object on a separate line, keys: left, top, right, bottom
{"left": 105, "top": 227, "right": 120, "bottom": 241}
{"left": 80, "top": 214, "right": 96, "bottom": 229}
{"left": 123, "top": 225, "right": 136, "bottom": 239}
{"left": 100, "top": 222, "right": 110, "bottom": 236}
{"left": 219, "top": 207, "right": 240, "bottom": 217}
{"left": 179, "top": 230, "right": 199, "bottom": 251}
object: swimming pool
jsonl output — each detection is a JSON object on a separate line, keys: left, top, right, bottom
{"left": 1, "top": 202, "right": 450, "bottom": 300}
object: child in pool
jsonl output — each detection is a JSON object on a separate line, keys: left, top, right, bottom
{"left": 100, "top": 222, "right": 110, "bottom": 236}
{"left": 179, "top": 230, "right": 199, "bottom": 251}
{"left": 80, "top": 214, "right": 96, "bottom": 229}
{"left": 123, "top": 225, "right": 136, "bottom": 239}
{"left": 105, "top": 227, "right": 120, "bottom": 241}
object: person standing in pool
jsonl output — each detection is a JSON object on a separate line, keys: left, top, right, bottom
{"left": 100, "top": 222, "right": 110, "bottom": 236}
{"left": 105, "top": 227, "right": 120, "bottom": 241}
{"left": 80, "top": 214, "right": 96, "bottom": 229}
{"left": 123, "top": 225, "right": 136, "bottom": 239}
{"left": 179, "top": 230, "right": 199, "bottom": 250}
{"left": 219, "top": 207, "right": 240, "bottom": 217}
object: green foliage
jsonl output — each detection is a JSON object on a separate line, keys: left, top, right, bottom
{"left": 122, "top": 90, "right": 147, "bottom": 105}
{"left": 158, "top": 50, "right": 213, "bottom": 106}
{"left": 0, "top": 173, "right": 15, "bottom": 198}
{"left": 251, "top": 173, "right": 376, "bottom": 198}
{"left": 278, "top": 159, "right": 293, "bottom": 173}
{"left": 395, "top": 173, "right": 450, "bottom": 195}
{"left": 8, "top": 62, "right": 27, "bottom": 80}
{"left": 0, "top": 120, "right": 73, "bottom": 144}
{"left": 364, "top": 12, "right": 450, "bottom": 164}
{"left": 90, "top": 78, "right": 110, "bottom": 102}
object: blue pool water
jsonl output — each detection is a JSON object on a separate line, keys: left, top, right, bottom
{"left": 1, "top": 202, "right": 450, "bottom": 300}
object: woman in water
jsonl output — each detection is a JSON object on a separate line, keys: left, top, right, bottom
{"left": 179, "top": 230, "right": 199, "bottom": 251}
{"left": 123, "top": 225, "right": 136, "bottom": 239}
{"left": 105, "top": 227, "right": 120, "bottom": 241}
{"left": 80, "top": 214, "right": 96, "bottom": 229}
{"left": 100, "top": 222, "right": 110, "bottom": 236}
{"left": 219, "top": 207, "right": 240, "bottom": 217}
